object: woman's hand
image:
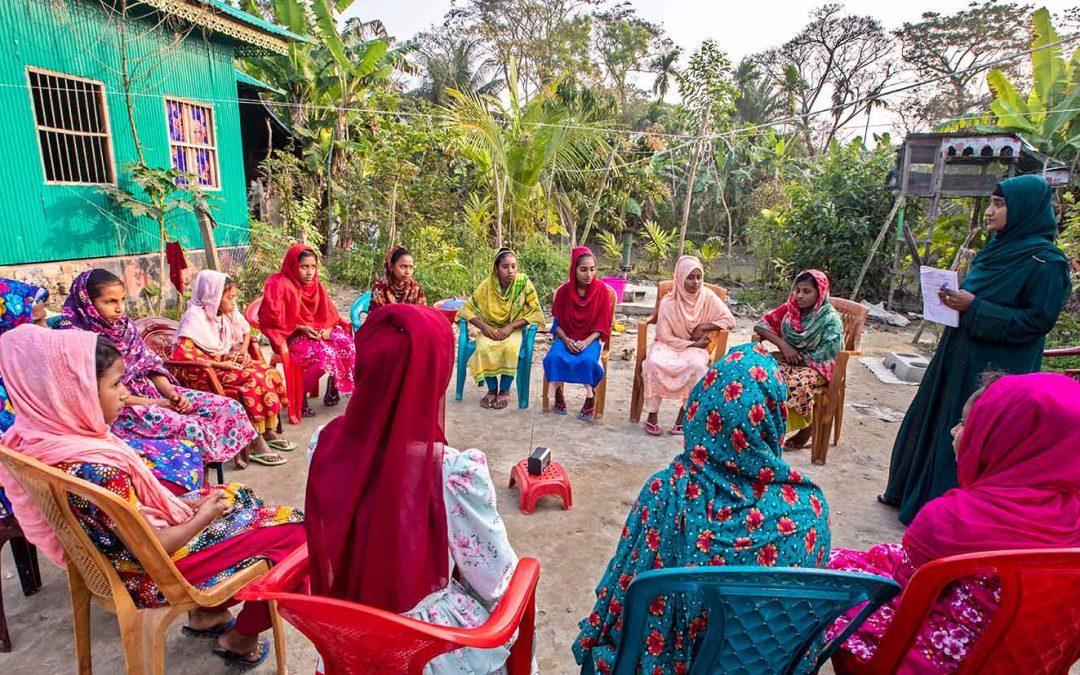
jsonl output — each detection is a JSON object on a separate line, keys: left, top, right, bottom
{"left": 164, "top": 391, "right": 194, "bottom": 414}
{"left": 692, "top": 338, "right": 712, "bottom": 350}
{"left": 196, "top": 492, "right": 232, "bottom": 521}
{"left": 779, "top": 343, "right": 804, "bottom": 366}
{"left": 491, "top": 326, "right": 511, "bottom": 341}
{"left": 939, "top": 288, "right": 975, "bottom": 312}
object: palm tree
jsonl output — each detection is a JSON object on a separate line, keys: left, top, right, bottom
{"left": 650, "top": 46, "right": 681, "bottom": 102}
{"left": 733, "top": 58, "right": 785, "bottom": 126}
{"left": 443, "top": 67, "right": 611, "bottom": 247}
{"left": 414, "top": 37, "right": 505, "bottom": 106}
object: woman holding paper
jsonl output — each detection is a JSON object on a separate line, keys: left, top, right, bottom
{"left": 882, "top": 174, "right": 1071, "bottom": 524}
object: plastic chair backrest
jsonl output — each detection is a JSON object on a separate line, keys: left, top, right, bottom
{"left": 45, "top": 315, "right": 62, "bottom": 329}
{"left": 350, "top": 291, "right": 372, "bottom": 333}
{"left": 238, "top": 543, "right": 540, "bottom": 675}
{"left": 134, "top": 316, "right": 180, "bottom": 360}
{"left": 828, "top": 298, "right": 868, "bottom": 353}
{"left": 857, "top": 548, "right": 1080, "bottom": 675}
{"left": 244, "top": 295, "right": 263, "bottom": 331}
{"left": 610, "top": 567, "right": 900, "bottom": 675}
{"left": 0, "top": 445, "right": 200, "bottom": 609}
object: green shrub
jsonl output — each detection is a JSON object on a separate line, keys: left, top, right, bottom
{"left": 1045, "top": 305, "right": 1080, "bottom": 373}
{"left": 516, "top": 234, "right": 569, "bottom": 305}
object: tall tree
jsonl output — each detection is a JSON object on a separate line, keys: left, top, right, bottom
{"left": 649, "top": 39, "right": 681, "bottom": 102}
{"left": 593, "top": 2, "right": 661, "bottom": 106}
{"left": 895, "top": 1, "right": 1032, "bottom": 130}
{"left": 413, "top": 32, "right": 505, "bottom": 105}
{"left": 733, "top": 58, "right": 786, "bottom": 126}
{"left": 757, "top": 4, "right": 896, "bottom": 154}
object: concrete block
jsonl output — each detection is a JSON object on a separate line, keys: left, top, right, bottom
{"left": 883, "top": 352, "right": 929, "bottom": 383}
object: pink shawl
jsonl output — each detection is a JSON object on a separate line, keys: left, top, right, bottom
{"left": 655, "top": 256, "right": 735, "bottom": 350}
{"left": 0, "top": 325, "right": 193, "bottom": 567}
{"left": 175, "top": 270, "right": 249, "bottom": 357}
{"left": 903, "top": 372, "right": 1080, "bottom": 575}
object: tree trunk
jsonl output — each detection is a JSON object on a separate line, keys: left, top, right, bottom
{"left": 581, "top": 144, "right": 618, "bottom": 247}
{"left": 388, "top": 178, "right": 399, "bottom": 245}
{"left": 493, "top": 165, "right": 504, "bottom": 248}
{"left": 156, "top": 216, "right": 167, "bottom": 315}
{"left": 719, "top": 187, "right": 733, "bottom": 278}
{"left": 677, "top": 139, "right": 703, "bottom": 257}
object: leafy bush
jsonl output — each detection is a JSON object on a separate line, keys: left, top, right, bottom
{"left": 1045, "top": 304, "right": 1080, "bottom": 373}
{"left": 768, "top": 140, "right": 896, "bottom": 298}
{"left": 516, "top": 234, "right": 569, "bottom": 305}
{"left": 638, "top": 219, "right": 677, "bottom": 273}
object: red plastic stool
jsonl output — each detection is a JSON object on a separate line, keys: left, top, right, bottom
{"left": 508, "top": 459, "right": 572, "bottom": 514}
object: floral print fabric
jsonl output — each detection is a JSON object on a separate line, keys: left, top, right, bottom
{"left": 171, "top": 337, "right": 288, "bottom": 434}
{"left": 112, "top": 384, "right": 254, "bottom": 464}
{"left": 61, "top": 462, "right": 303, "bottom": 608}
{"left": 573, "top": 344, "right": 832, "bottom": 674}
{"left": 827, "top": 544, "right": 999, "bottom": 673}
{"left": 287, "top": 326, "right": 356, "bottom": 394}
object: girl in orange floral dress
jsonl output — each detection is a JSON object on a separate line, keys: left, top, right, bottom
{"left": 172, "top": 271, "right": 295, "bottom": 464}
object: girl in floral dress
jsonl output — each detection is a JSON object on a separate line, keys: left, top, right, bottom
{"left": 58, "top": 269, "right": 262, "bottom": 470}
{"left": 307, "top": 304, "right": 527, "bottom": 674}
{"left": 573, "top": 344, "right": 832, "bottom": 674}
{"left": 754, "top": 269, "right": 844, "bottom": 450}
{"left": 0, "top": 325, "right": 304, "bottom": 668}
{"left": 172, "top": 270, "right": 294, "bottom": 465}
{"left": 259, "top": 244, "right": 354, "bottom": 415}
{"left": 826, "top": 372, "right": 1080, "bottom": 673}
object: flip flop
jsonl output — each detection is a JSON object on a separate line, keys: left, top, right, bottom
{"left": 644, "top": 421, "right": 663, "bottom": 436}
{"left": 578, "top": 401, "right": 596, "bottom": 421}
{"left": 553, "top": 391, "right": 567, "bottom": 415}
{"left": 248, "top": 452, "right": 287, "bottom": 466}
{"left": 669, "top": 424, "right": 684, "bottom": 436}
{"left": 213, "top": 637, "right": 270, "bottom": 670}
{"left": 492, "top": 392, "right": 510, "bottom": 410}
{"left": 181, "top": 619, "right": 235, "bottom": 639}
{"left": 266, "top": 438, "right": 297, "bottom": 452}
{"left": 301, "top": 404, "right": 316, "bottom": 419}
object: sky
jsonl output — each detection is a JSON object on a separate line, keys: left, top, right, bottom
{"left": 349, "top": 0, "right": 1077, "bottom": 61}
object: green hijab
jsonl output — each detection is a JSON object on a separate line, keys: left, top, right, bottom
{"left": 962, "top": 174, "right": 1070, "bottom": 297}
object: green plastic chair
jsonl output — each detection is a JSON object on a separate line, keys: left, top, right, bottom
{"left": 582, "top": 566, "right": 900, "bottom": 675}
{"left": 349, "top": 291, "right": 372, "bottom": 333}
{"left": 454, "top": 319, "right": 538, "bottom": 409}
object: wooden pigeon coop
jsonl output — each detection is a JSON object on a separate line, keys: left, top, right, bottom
{"left": 860, "top": 132, "right": 1070, "bottom": 309}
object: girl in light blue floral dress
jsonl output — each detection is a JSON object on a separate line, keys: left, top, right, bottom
{"left": 573, "top": 344, "right": 832, "bottom": 674}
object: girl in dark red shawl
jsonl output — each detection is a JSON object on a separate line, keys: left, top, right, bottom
{"left": 259, "top": 245, "right": 354, "bottom": 414}
{"left": 826, "top": 372, "right": 1080, "bottom": 673}
{"left": 306, "top": 304, "right": 525, "bottom": 674}
{"left": 543, "top": 247, "right": 614, "bottom": 420}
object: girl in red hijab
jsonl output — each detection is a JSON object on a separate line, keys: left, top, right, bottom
{"left": 543, "top": 247, "right": 614, "bottom": 420}
{"left": 306, "top": 305, "right": 526, "bottom": 674}
{"left": 826, "top": 372, "right": 1080, "bottom": 673}
{"left": 259, "top": 245, "right": 354, "bottom": 415}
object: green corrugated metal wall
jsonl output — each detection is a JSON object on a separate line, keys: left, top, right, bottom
{"left": 0, "top": 0, "right": 250, "bottom": 265}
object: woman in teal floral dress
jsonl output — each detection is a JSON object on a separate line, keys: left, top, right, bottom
{"left": 573, "top": 344, "right": 832, "bottom": 673}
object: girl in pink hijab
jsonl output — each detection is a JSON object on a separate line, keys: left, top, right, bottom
{"left": 641, "top": 255, "right": 735, "bottom": 435}
{"left": 172, "top": 271, "right": 294, "bottom": 465}
{"left": 0, "top": 325, "right": 304, "bottom": 668}
{"left": 826, "top": 372, "right": 1080, "bottom": 673}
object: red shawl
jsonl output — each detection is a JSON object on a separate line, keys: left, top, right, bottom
{"left": 258, "top": 244, "right": 342, "bottom": 349}
{"left": 551, "top": 247, "right": 614, "bottom": 341}
{"left": 306, "top": 304, "right": 452, "bottom": 612}
{"left": 903, "top": 373, "right": 1080, "bottom": 578}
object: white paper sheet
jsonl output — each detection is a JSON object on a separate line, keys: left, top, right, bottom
{"left": 920, "top": 266, "right": 960, "bottom": 328}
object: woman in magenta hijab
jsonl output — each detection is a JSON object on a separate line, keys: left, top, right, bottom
{"left": 826, "top": 372, "right": 1080, "bottom": 673}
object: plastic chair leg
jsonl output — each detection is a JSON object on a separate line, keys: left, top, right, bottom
{"left": 0, "top": 565, "right": 9, "bottom": 653}
{"left": 205, "top": 462, "right": 225, "bottom": 485}
{"left": 68, "top": 564, "right": 93, "bottom": 675}
{"left": 833, "top": 385, "right": 847, "bottom": 445}
{"left": 11, "top": 537, "right": 41, "bottom": 595}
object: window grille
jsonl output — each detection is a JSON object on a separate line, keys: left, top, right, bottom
{"left": 165, "top": 98, "right": 220, "bottom": 189}
{"left": 27, "top": 68, "right": 115, "bottom": 185}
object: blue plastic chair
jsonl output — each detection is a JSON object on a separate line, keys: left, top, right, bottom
{"left": 349, "top": 291, "right": 372, "bottom": 333}
{"left": 583, "top": 566, "right": 900, "bottom": 675}
{"left": 45, "top": 315, "right": 62, "bottom": 329}
{"left": 455, "top": 319, "right": 538, "bottom": 409}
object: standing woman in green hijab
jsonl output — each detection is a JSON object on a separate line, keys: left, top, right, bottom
{"left": 882, "top": 174, "right": 1072, "bottom": 524}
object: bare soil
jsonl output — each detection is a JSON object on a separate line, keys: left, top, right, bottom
{"left": 0, "top": 317, "right": 921, "bottom": 675}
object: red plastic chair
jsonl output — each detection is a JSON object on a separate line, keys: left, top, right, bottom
{"left": 245, "top": 296, "right": 317, "bottom": 425}
{"left": 832, "top": 548, "right": 1080, "bottom": 675}
{"left": 237, "top": 543, "right": 540, "bottom": 675}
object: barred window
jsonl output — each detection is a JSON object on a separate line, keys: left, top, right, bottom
{"left": 165, "top": 98, "right": 220, "bottom": 189}
{"left": 27, "top": 68, "right": 115, "bottom": 185}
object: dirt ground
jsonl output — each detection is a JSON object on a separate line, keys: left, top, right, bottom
{"left": 0, "top": 316, "right": 924, "bottom": 675}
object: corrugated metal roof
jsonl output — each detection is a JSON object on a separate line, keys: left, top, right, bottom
{"left": 235, "top": 68, "right": 284, "bottom": 95}
{"left": 195, "top": 0, "right": 306, "bottom": 43}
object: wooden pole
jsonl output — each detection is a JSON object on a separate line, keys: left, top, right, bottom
{"left": 196, "top": 205, "right": 222, "bottom": 271}
{"left": 851, "top": 197, "right": 902, "bottom": 301}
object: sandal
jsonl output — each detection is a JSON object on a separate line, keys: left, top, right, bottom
{"left": 669, "top": 424, "right": 684, "bottom": 436}
{"left": 492, "top": 392, "right": 510, "bottom": 410}
{"left": 182, "top": 618, "right": 235, "bottom": 639}
{"left": 301, "top": 402, "right": 316, "bottom": 418}
{"left": 213, "top": 637, "right": 270, "bottom": 669}
{"left": 553, "top": 389, "right": 567, "bottom": 415}
{"left": 248, "top": 451, "right": 287, "bottom": 466}
{"left": 323, "top": 388, "right": 341, "bottom": 407}
{"left": 877, "top": 494, "right": 900, "bottom": 507}
{"left": 266, "top": 438, "right": 297, "bottom": 452}
{"left": 578, "top": 399, "right": 596, "bottom": 421}
{"left": 480, "top": 393, "right": 496, "bottom": 409}
{"left": 644, "top": 420, "right": 662, "bottom": 436}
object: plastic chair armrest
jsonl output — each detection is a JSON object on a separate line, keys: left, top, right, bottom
{"left": 164, "top": 360, "right": 225, "bottom": 394}
{"left": 237, "top": 543, "right": 310, "bottom": 601}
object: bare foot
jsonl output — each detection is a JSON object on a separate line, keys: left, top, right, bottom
{"left": 784, "top": 428, "right": 813, "bottom": 450}
{"left": 188, "top": 607, "right": 233, "bottom": 631}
